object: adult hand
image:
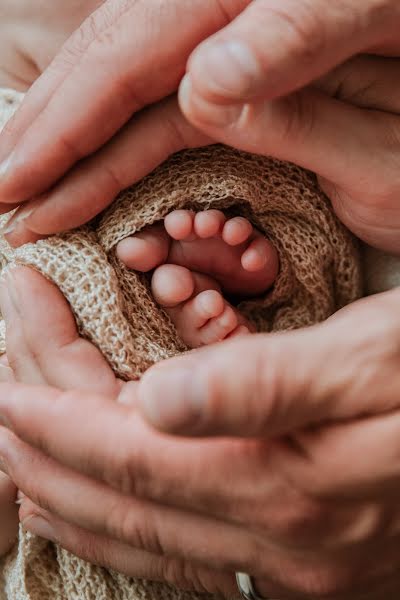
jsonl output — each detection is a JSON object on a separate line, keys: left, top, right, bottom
{"left": 2, "top": 267, "right": 400, "bottom": 599}
{"left": 1, "top": 0, "right": 400, "bottom": 253}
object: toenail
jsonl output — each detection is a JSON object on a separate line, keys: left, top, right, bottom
{"left": 219, "top": 308, "right": 235, "bottom": 327}
{"left": 198, "top": 291, "right": 223, "bottom": 316}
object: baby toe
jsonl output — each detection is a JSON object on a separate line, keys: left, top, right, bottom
{"left": 151, "top": 264, "right": 195, "bottom": 308}
{"left": 182, "top": 289, "right": 225, "bottom": 329}
{"left": 199, "top": 304, "right": 239, "bottom": 345}
{"left": 228, "top": 325, "right": 252, "bottom": 338}
{"left": 194, "top": 210, "right": 226, "bottom": 238}
{"left": 164, "top": 210, "right": 195, "bottom": 240}
{"left": 170, "top": 290, "right": 226, "bottom": 347}
{"left": 222, "top": 217, "right": 253, "bottom": 246}
{"left": 117, "top": 223, "right": 170, "bottom": 272}
{"left": 241, "top": 237, "right": 277, "bottom": 273}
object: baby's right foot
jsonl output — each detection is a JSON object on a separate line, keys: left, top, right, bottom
{"left": 117, "top": 210, "right": 279, "bottom": 348}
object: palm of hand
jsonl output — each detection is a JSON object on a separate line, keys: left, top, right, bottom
{"left": 315, "top": 55, "right": 400, "bottom": 253}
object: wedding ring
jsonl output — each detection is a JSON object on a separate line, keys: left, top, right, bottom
{"left": 236, "top": 572, "right": 278, "bottom": 600}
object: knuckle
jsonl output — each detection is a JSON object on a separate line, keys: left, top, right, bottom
{"left": 272, "top": 499, "right": 328, "bottom": 543}
{"left": 160, "top": 558, "right": 205, "bottom": 592}
{"left": 55, "top": 131, "right": 86, "bottom": 163}
{"left": 100, "top": 162, "right": 126, "bottom": 194}
{"left": 160, "top": 109, "right": 189, "bottom": 155}
{"left": 70, "top": 532, "right": 109, "bottom": 567}
{"left": 106, "top": 450, "right": 153, "bottom": 499}
{"left": 106, "top": 499, "right": 163, "bottom": 553}
{"left": 99, "top": 451, "right": 136, "bottom": 495}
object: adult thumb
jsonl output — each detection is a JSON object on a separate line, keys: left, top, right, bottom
{"left": 138, "top": 291, "right": 400, "bottom": 437}
{"left": 179, "top": 1, "right": 400, "bottom": 191}
{"left": 183, "top": 0, "right": 395, "bottom": 108}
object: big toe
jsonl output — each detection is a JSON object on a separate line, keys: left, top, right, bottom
{"left": 151, "top": 264, "right": 196, "bottom": 308}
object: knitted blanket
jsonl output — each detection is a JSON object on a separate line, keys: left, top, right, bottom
{"left": 0, "top": 89, "right": 362, "bottom": 599}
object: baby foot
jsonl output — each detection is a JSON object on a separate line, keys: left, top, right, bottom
{"left": 117, "top": 210, "right": 279, "bottom": 348}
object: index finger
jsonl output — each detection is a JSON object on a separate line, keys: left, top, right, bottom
{"left": 0, "top": 382, "right": 271, "bottom": 520}
{"left": 0, "top": 0, "right": 248, "bottom": 205}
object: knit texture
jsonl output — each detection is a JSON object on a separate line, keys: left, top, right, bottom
{"left": 0, "top": 89, "right": 362, "bottom": 599}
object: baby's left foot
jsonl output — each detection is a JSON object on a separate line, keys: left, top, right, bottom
{"left": 117, "top": 210, "right": 279, "bottom": 348}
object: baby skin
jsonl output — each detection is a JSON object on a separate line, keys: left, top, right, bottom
{"left": 117, "top": 210, "right": 279, "bottom": 347}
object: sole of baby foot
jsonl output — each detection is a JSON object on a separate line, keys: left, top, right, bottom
{"left": 151, "top": 265, "right": 253, "bottom": 348}
{"left": 117, "top": 209, "right": 279, "bottom": 298}
{"left": 164, "top": 209, "right": 279, "bottom": 297}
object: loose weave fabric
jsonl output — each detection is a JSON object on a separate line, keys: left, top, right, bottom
{"left": 0, "top": 88, "right": 362, "bottom": 600}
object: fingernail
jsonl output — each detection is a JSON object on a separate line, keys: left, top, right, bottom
{"left": 139, "top": 366, "right": 204, "bottom": 430}
{"left": 15, "top": 490, "right": 25, "bottom": 505}
{"left": 1, "top": 206, "right": 35, "bottom": 236}
{"left": 195, "top": 40, "right": 261, "bottom": 97}
{"left": 178, "top": 74, "right": 192, "bottom": 109}
{"left": 179, "top": 73, "right": 244, "bottom": 128}
{"left": 0, "top": 153, "right": 14, "bottom": 180}
{"left": 22, "top": 515, "right": 57, "bottom": 543}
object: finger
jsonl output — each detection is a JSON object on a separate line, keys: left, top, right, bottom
{"left": 138, "top": 289, "right": 400, "bottom": 436}
{"left": 2, "top": 362, "right": 399, "bottom": 550}
{"left": 18, "top": 500, "right": 235, "bottom": 596}
{"left": 3, "top": 98, "right": 209, "bottom": 246}
{"left": 274, "top": 410, "right": 400, "bottom": 501}
{"left": 0, "top": 426, "right": 261, "bottom": 575}
{"left": 0, "top": 379, "right": 286, "bottom": 531}
{"left": 6, "top": 423, "right": 400, "bottom": 600}
{"left": 0, "top": 267, "right": 119, "bottom": 394}
{"left": 180, "top": 78, "right": 400, "bottom": 198}
{"left": 0, "top": 0, "right": 106, "bottom": 163}
{"left": 17, "top": 473, "right": 400, "bottom": 600}
{"left": 0, "top": 380, "right": 236, "bottom": 514}
{"left": 0, "top": 0, "right": 247, "bottom": 206}
{"left": 5, "top": 426, "right": 373, "bottom": 600}
{"left": 316, "top": 54, "right": 400, "bottom": 113}
{"left": 184, "top": 0, "right": 397, "bottom": 107}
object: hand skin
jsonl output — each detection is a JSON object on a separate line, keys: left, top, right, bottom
{"left": 1, "top": 0, "right": 400, "bottom": 253}
{"left": 0, "top": 0, "right": 103, "bottom": 90}
{"left": 2, "top": 267, "right": 400, "bottom": 599}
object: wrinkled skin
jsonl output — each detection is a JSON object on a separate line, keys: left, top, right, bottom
{"left": 1, "top": 268, "right": 400, "bottom": 599}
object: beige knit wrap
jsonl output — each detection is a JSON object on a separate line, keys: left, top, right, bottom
{"left": 0, "top": 89, "right": 362, "bottom": 599}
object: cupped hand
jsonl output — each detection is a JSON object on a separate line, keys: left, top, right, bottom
{"left": 1, "top": 0, "right": 400, "bottom": 254}
{"left": 180, "top": 0, "right": 400, "bottom": 253}
{"left": 0, "top": 0, "right": 242, "bottom": 244}
{"left": 2, "top": 267, "right": 400, "bottom": 599}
